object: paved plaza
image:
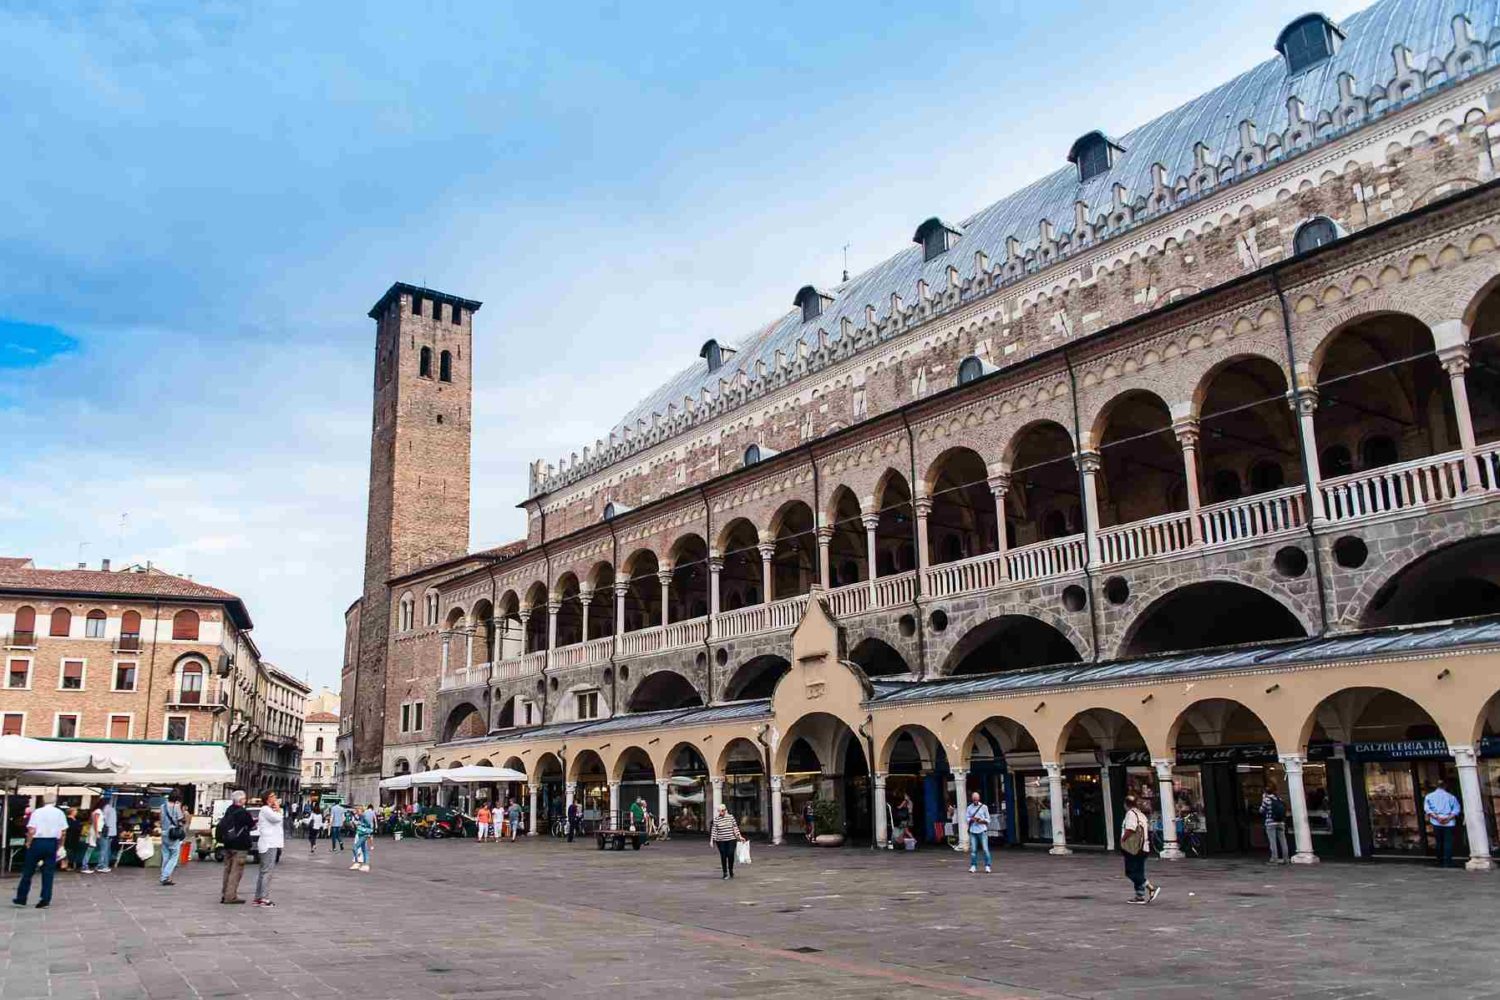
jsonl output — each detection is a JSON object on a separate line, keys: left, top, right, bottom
{"left": 3, "top": 838, "right": 1498, "bottom": 1000}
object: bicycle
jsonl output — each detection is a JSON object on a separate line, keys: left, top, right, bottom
{"left": 550, "top": 815, "right": 566, "bottom": 838}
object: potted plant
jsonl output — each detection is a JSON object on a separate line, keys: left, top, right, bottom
{"left": 811, "top": 799, "right": 844, "bottom": 847}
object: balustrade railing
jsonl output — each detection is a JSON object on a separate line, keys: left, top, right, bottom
{"left": 1004, "top": 534, "right": 1087, "bottom": 583}
{"left": 491, "top": 650, "right": 546, "bottom": 680}
{"left": 1478, "top": 444, "right": 1500, "bottom": 491}
{"left": 826, "top": 581, "right": 870, "bottom": 618}
{"left": 1319, "top": 450, "right": 1469, "bottom": 521}
{"left": 1198, "top": 487, "right": 1306, "bottom": 546}
{"left": 873, "top": 570, "right": 916, "bottom": 608}
{"left": 552, "top": 643, "right": 588, "bottom": 669}
{"left": 664, "top": 616, "right": 708, "bottom": 649}
{"left": 1097, "top": 510, "right": 1195, "bottom": 565}
{"left": 925, "top": 550, "right": 1006, "bottom": 598}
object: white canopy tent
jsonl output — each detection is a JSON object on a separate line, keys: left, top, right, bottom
{"left": 17, "top": 741, "right": 235, "bottom": 787}
{"left": 1, "top": 736, "right": 127, "bottom": 873}
{"left": 377, "top": 774, "right": 413, "bottom": 792}
{"left": 439, "top": 765, "right": 527, "bottom": 785}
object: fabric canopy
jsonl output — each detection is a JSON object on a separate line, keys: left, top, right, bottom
{"left": 18, "top": 740, "right": 234, "bottom": 786}
{"left": 0, "top": 734, "right": 126, "bottom": 777}
{"left": 409, "top": 771, "right": 448, "bottom": 787}
{"left": 439, "top": 765, "right": 527, "bottom": 785}
{"left": 378, "top": 774, "right": 413, "bottom": 791}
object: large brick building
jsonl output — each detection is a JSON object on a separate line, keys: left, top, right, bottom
{"left": 343, "top": 0, "right": 1500, "bottom": 866}
{"left": 0, "top": 557, "right": 307, "bottom": 798}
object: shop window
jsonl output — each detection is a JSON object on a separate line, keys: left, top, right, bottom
{"left": 55, "top": 714, "right": 78, "bottom": 738}
{"left": 108, "top": 715, "right": 131, "bottom": 739}
{"left": 165, "top": 716, "right": 188, "bottom": 741}
{"left": 114, "top": 661, "right": 138, "bottom": 692}
{"left": 60, "top": 659, "right": 83, "bottom": 690}
{"left": 85, "top": 609, "right": 107, "bottom": 638}
{"left": 12, "top": 606, "right": 36, "bottom": 645}
{"left": 6, "top": 658, "right": 29, "bottom": 689}
{"left": 49, "top": 607, "right": 72, "bottom": 637}
{"left": 1, "top": 713, "right": 22, "bottom": 736}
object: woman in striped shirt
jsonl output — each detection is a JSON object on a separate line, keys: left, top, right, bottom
{"left": 710, "top": 805, "right": 745, "bottom": 879}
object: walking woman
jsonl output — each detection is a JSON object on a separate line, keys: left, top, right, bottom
{"left": 255, "top": 791, "right": 285, "bottom": 907}
{"left": 350, "top": 804, "right": 374, "bottom": 872}
{"left": 710, "top": 804, "right": 745, "bottom": 880}
{"left": 307, "top": 805, "right": 323, "bottom": 853}
{"left": 1119, "top": 795, "right": 1161, "bottom": 905}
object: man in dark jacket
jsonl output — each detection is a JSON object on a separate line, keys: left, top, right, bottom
{"left": 217, "top": 791, "right": 254, "bottom": 904}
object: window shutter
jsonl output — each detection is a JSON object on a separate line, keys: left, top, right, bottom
{"left": 172, "top": 610, "right": 200, "bottom": 641}
{"left": 15, "top": 606, "right": 35, "bottom": 631}
{"left": 50, "top": 607, "right": 72, "bottom": 637}
{"left": 109, "top": 716, "right": 130, "bottom": 739}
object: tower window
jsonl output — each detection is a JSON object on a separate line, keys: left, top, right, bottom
{"left": 411, "top": 295, "right": 423, "bottom": 317}
{"left": 439, "top": 350, "right": 453, "bottom": 383}
{"left": 1276, "top": 14, "right": 1341, "bottom": 75}
{"left": 419, "top": 346, "right": 433, "bottom": 378}
{"left": 1293, "top": 216, "right": 1340, "bottom": 255}
{"left": 957, "top": 355, "right": 991, "bottom": 385}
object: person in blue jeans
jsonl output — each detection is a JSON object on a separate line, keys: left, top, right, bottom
{"left": 964, "top": 791, "right": 992, "bottom": 873}
{"left": 13, "top": 797, "right": 68, "bottom": 908}
{"left": 158, "top": 791, "right": 187, "bottom": 886}
{"left": 95, "top": 795, "right": 118, "bottom": 873}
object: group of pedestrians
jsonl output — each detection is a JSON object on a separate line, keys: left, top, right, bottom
{"left": 474, "top": 799, "right": 524, "bottom": 841}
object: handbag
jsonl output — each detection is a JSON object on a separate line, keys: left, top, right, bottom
{"left": 734, "top": 839, "right": 751, "bottom": 865}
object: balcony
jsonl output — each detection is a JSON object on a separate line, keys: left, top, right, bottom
{"left": 114, "top": 633, "right": 143, "bottom": 653}
{"left": 4, "top": 631, "right": 36, "bottom": 649}
{"left": 433, "top": 454, "right": 1497, "bottom": 689}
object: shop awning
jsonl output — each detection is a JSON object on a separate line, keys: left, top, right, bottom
{"left": 440, "top": 765, "right": 527, "bottom": 784}
{"left": 378, "top": 775, "right": 413, "bottom": 791}
{"left": 0, "top": 734, "right": 127, "bottom": 778}
{"left": 19, "top": 739, "right": 235, "bottom": 786}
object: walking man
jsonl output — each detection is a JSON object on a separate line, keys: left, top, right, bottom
{"left": 217, "top": 791, "right": 254, "bottom": 904}
{"left": 965, "top": 791, "right": 992, "bottom": 874}
{"left": 12, "top": 795, "right": 67, "bottom": 909}
{"left": 1120, "top": 794, "right": 1161, "bottom": 905}
{"left": 329, "top": 801, "right": 346, "bottom": 852}
{"left": 508, "top": 798, "right": 523, "bottom": 842}
{"left": 159, "top": 791, "right": 188, "bottom": 886}
{"left": 566, "top": 798, "right": 581, "bottom": 843}
{"left": 1424, "top": 778, "right": 1462, "bottom": 868}
{"left": 255, "top": 791, "right": 285, "bottom": 907}
{"left": 1260, "top": 783, "right": 1290, "bottom": 864}
{"left": 96, "top": 794, "right": 118, "bottom": 873}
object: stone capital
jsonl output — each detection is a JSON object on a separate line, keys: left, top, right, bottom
{"left": 988, "top": 473, "right": 1011, "bottom": 498}
{"left": 769, "top": 774, "right": 784, "bottom": 790}
{"left": 860, "top": 512, "right": 882, "bottom": 532}
{"left": 546, "top": 600, "right": 562, "bottom": 615}
{"left": 656, "top": 569, "right": 674, "bottom": 587}
{"left": 1277, "top": 753, "right": 1306, "bottom": 773}
{"left": 707, "top": 556, "right": 724, "bottom": 573}
{"left": 613, "top": 582, "right": 632, "bottom": 599}
{"left": 757, "top": 542, "right": 777, "bottom": 561}
{"left": 1151, "top": 757, "right": 1175, "bottom": 779}
{"left": 1172, "top": 417, "right": 1201, "bottom": 449}
{"left": 656, "top": 778, "right": 670, "bottom": 788}
{"left": 1438, "top": 344, "right": 1471, "bottom": 377}
{"left": 578, "top": 586, "right": 594, "bottom": 602}
{"left": 710, "top": 776, "right": 724, "bottom": 788}
{"left": 1287, "top": 386, "right": 1319, "bottom": 416}
{"left": 1448, "top": 743, "right": 1479, "bottom": 767}
{"left": 816, "top": 524, "right": 836, "bottom": 543}
{"left": 1043, "top": 761, "right": 1063, "bottom": 779}
{"left": 913, "top": 496, "right": 935, "bottom": 517}
{"left": 1074, "top": 450, "right": 1102, "bottom": 475}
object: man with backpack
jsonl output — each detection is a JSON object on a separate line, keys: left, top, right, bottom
{"left": 1260, "top": 784, "right": 1290, "bottom": 864}
{"left": 1120, "top": 794, "right": 1161, "bottom": 905}
{"left": 216, "top": 791, "right": 255, "bottom": 904}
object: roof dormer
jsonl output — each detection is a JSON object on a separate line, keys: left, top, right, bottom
{"left": 913, "top": 217, "right": 963, "bottom": 262}
{"left": 699, "top": 339, "right": 737, "bottom": 373}
{"left": 1276, "top": 13, "right": 1342, "bottom": 75}
{"left": 1067, "top": 131, "right": 1125, "bottom": 183}
{"left": 794, "top": 285, "right": 833, "bottom": 324}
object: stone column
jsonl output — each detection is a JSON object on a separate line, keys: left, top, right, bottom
{"left": 657, "top": 779, "right": 670, "bottom": 830}
{"left": 952, "top": 768, "right": 969, "bottom": 852}
{"left": 1451, "top": 744, "right": 1495, "bottom": 871}
{"left": 758, "top": 542, "right": 776, "bottom": 603}
{"left": 872, "top": 772, "right": 888, "bottom": 847}
{"left": 816, "top": 525, "right": 834, "bottom": 590}
{"left": 565, "top": 780, "right": 577, "bottom": 814}
{"left": 1153, "top": 758, "right": 1184, "bottom": 860}
{"left": 517, "top": 610, "right": 531, "bottom": 654}
{"left": 1100, "top": 763, "right": 1117, "bottom": 851}
{"left": 1044, "top": 762, "right": 1071, "bottom": 855}
{"left": 1076, "top": 450, "right": 1103, "bottom": 566}
{"left": 1289, "top": 387, "right": 1326, "bottom": 520}
{"left": 464, "top": 626, "right": 474, "bottom": 670}
{"left": 1173, "top": 418, "right": 1205, "bottom": 544}
{"left": 546, "top": 599, "right": 559, "bottom": 656}
{"left": 862, "top": 512, "right": 881, "bottom": 603}
{"left": 657, "top": 569, "right": 673, "bottom": 628}
{"left": 770, "top": 775, "right": 784, "bottom": 845}
{"left": 440, "top": 632, "right": 451, "bottom": 680}
{"left": 608, "top": 780, "right": 621, "bottom": 820}
{"left": 913, "top": 496, "right": 933, "bottom": 578}
{"left": 988, "top": 473, "right": 1011, "bottom": 580}
{"left": 1278, "top": 753, "right": 1319, "bottom": 865}
{"left": 614, "top": 583, "right": 629, "bottom": 638}
{"left": 579, "top": 588, "right": 592, "bottom": 643}
{"left": 708, "top": 555, "right": 722, "bottom": 636}
{"left": 710, "top": 776, "right": 724, "bottom": 817}
{"left": 528, "top": 783, "right": 540, "bottom": 836}
{"left": 1439, "top": 347, "right": 1483, "bottom": 487}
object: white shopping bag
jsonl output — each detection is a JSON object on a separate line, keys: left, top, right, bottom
{"left": 135, "top": 836, "right": 155, "bottom": 861}
{"left": 735, "top": 840, "right": 751, "bottom": 865}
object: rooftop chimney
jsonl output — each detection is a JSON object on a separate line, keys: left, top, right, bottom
{"left": 77, "top": 562, "right": 86, "bottom": 569}
{"left": 101, "top": 558, "right": 111, "bottom": 572}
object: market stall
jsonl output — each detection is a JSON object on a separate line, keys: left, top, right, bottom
{"left": 1, "top": 735, "right": 125, "bottom": 872}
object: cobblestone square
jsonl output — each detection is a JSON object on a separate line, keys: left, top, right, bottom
{"left": 4, "top": 838, "right": 1499, "bottom": 1000}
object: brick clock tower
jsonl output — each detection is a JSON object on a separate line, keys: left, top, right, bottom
{"left": 343, "top": 282, "right": 480, "bottom": 801}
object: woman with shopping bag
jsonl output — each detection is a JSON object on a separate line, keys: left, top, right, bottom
{"left": 709, "top": 804, "right": 746, "bottom": 880}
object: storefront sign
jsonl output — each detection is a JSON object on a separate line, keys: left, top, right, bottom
{"left": 1176, "top": 743, "right": 1278, "bottom": 764}
{"left": 1479, "top": 736, "right": 1500, "bottom": 759}
{"left": 1346, "top": 739, "right": 1450, "bottom": 761}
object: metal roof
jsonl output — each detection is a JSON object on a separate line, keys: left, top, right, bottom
{"left": 869, "top": 617, "right": 1500, "bottom": 705}
{"left": 482, "top": 698, "right": 771, "bottom": 743}
{"left": 599, "top": 0, "right": 1498, "bottom": 447}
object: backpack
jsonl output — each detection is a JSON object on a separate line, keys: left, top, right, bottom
{"left": 1268, "top": 796, "right": 1287, "bottom": 823}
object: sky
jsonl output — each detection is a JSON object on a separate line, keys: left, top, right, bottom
{"left": 0, "top": 0, "right": 1369, "bottom": 691}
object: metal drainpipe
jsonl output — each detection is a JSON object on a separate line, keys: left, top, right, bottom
{"left": 859, "top": 713, "right": 877, "bottom": 850}
{"left": 606, "top": 513, "right": 621, "bottom": 714}
{"left": 1270, "top": 268, "right": 1331, "bottom": 636}
{"left": 697, "top": 485, "right": 714, "bottom": 703}
{"left": 539, "top": 506, "right": 553, "bottom": 723}
{"left": 898, "top": 411, "right": 928, "bottom": 678}
{"left": 143, "top": 598, "right": 163, "bottom": 740}
{"left": 1062, "top": 350, "right": 1103, "bottom": 662}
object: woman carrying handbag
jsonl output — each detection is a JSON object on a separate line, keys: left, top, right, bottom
{"left": 709, "top": 805, "right": 746, "bottom": 880}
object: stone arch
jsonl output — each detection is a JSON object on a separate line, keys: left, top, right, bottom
{"left": 941, "top": 614, "right": 1083, "bottom": 676}
{"left": 1459, "top": 265, "right": 1500, "bottom": 330}
{"left": 1166, "top": 697, "right": 1278, "bottom": 753}
{"left": 626, "top": 669, "right": 704, "bottom": 713}
{"left": 667, "top": 533, "right": 710, "bottom": 622}
{"left": 924, "top": 445, "right": 999, "bottom": 566}
{"left": 552, "top": 573, "right": 582, "bottom": 647}
{"left": 848, "top": 637, "right": 911, "bottom": 677}
{"left": 501, "top": 755, "right": 527, "bottom": 777}
{"left": 1193, "top": 353, "right": 1301, "bottom": 503}
{"left": 1472, "top": 689, "right": 1500, "bottom": 746}
{"left": 1305, "top": 307, "right": 1433, "bottom": 384}
{"left": 715, "top": 736, "right": 766, "bottom": 776}
{"left": 872, "top": 468, "right": 917, "bottom": 577}
{"left": 1003, "top": 418, "right": 1081, "bottom": 546}
{"left": 620, "top": 548, "right": 661, "bottom": 632}
{"left": 824, "top": 484, "right": 868, "bottom": 587}
{"left": 1117, "top": 579, "right": 1310, "bottom": 659}
{"left": 767, "top": 499, "right": 817, "bottom": 599}
{"left": 773, "top": 711, "right": 867, "bottom": 775}
{"left": 611, "top": 744, "right": 656, "bottom": 782}
{"left": 876, "top": 722, "right": 943, "bottom": 772}
{"left": 441, "top": 701, "right": 486, "bottom": 742}
{"left": 717, "top": 518, "right": 763, "bottom": 610}
{"left": 722, "top": 655, "right": 790, "bottom": 701}
{"left": 961, "top": 715, "right": 1040, "bottom": 768}
{"left": 1356, "top": 534, "right": 1500, "bottom": 628}
{"left": 1087, "top": 386, "right": 1174, "bottom": 452}
{"left": 392, "top": 757, "right": 411, "bottom": 775}
{"left": 1055, "top": 706, "right": 1150, "bottom": 762}
{"left": 1296, "top": 686, "right": 1445, "bottom": 750}
{"left": 568, "top": 748, "right": 607, "bottom": 784}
